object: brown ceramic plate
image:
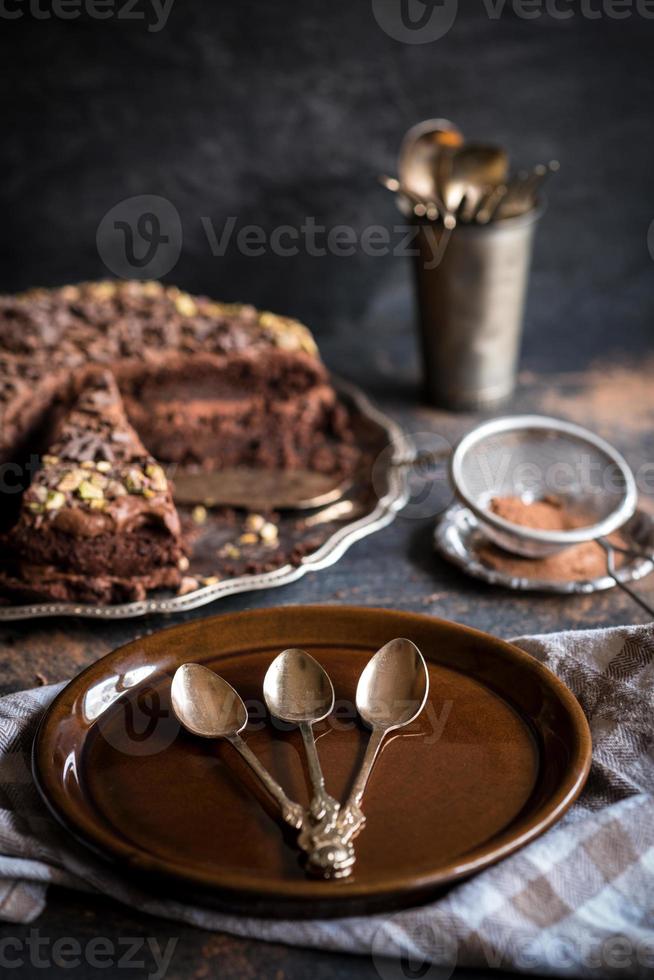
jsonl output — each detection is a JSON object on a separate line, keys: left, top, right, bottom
{"left": 33, "top": 606, "right": 591, "bottom": 918}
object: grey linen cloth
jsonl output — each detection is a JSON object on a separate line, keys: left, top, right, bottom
{"left": 0, "top": 623, "right": 652, "bottom": 978}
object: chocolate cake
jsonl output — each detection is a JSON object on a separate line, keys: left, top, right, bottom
{"left": 3, "top": 370, "right": 184, "bottom": 604}
{"left": 0, "top": 281, "right": 357, "bottom": 604}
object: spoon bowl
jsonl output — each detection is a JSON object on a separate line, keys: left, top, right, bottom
{"left": 171, "top": 663, "right": 247, "bottom": 738}
{"left": 263, "top": 648, "right": 334, "bottom": 724}
{"left": 399, "top": 118, "right": 463, "bottom": 209}
{"left": 356, "top": 638, "right": 429, "bottom": 731}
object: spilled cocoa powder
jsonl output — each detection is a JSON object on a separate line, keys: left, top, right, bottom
{"left": 478, "top": 495, "right": 625, "bottom": 583}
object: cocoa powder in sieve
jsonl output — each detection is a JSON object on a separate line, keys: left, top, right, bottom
{"left": 477, "top": 495, "right": 625, "bottom": 583}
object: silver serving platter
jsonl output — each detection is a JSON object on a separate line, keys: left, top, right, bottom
{"left": 434, "top": 503, "right": 654, "bottom": 594}
{"left": 0, "top": 380, "right": 411, "bottom": 621}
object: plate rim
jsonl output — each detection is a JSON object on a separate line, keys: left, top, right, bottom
{"left": 1, "top": 378, "right": 411, "bottom": 622}
{"left": 32, "top": 605, "right": 592, "bottom": 912}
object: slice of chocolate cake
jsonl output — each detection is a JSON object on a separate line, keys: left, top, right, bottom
{"left": 3, "top": 370, "right": 185, "bottom": 604}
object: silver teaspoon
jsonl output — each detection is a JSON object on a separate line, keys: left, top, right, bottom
{"left": 307, "top": 638, "right": 429, "bottom": 877}
{"left": 263, "top": 649, "right": 340, "bottom": 823}
{"left": 171, "top": 663, "right": 304, "bottom": 830}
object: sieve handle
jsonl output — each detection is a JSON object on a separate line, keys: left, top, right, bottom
{"left": 603, "top": 541, "right": 654, "bottom": 563}
{"left": 599, "top": 539, "right": 654, "bottom": 619}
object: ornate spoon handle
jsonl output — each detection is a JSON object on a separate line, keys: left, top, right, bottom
{"left": 228, "top": 731, "right": 348, "bottom": 877}
{"left": 299, "top": 721, "right": 341, "bottom": 822}
{"left": 344, "top": 726, "right": 385, "bottom": 816}
{"left": 305, "top": 727, "right": 386, "bottom": 877}
{"left": 228, "top": 734, "right": 305, "bottom": 830}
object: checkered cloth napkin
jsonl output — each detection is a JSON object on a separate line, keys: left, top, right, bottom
{"left": 0, "top": 624, "right": 652, "bottom": 978}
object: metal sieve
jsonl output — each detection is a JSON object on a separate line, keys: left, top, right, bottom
{"left": 449, "top": 415, "right": 638, "bottom": 559}
{"left": 400, "top": 414, "right": 650, "bottom": 615}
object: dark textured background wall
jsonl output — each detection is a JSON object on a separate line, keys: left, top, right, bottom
{"left": 1, "top": 0, "right": 653, "bottom": 377}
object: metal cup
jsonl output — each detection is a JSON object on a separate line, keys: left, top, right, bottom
{"left": 412, "top": 206, "right": 543, "bottom": 411}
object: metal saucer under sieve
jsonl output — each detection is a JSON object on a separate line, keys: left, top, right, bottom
{"left": 445, "top": 415, "right": 653, "bottom": 615}
{"left": 434, "top": 503, "right": 654, "bottom": 597}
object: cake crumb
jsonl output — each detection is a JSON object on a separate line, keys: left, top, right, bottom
{"left": 192, "top": 505, "right": 208, "bottom": 525}
{"left": 178, "top": 576, "right": 199, "bottom": 595}
{"left": 245, "top": 513, "right": 266, "bottom": 533}
{"left": 260, "top": 521, "right": 279, "bottom": 545}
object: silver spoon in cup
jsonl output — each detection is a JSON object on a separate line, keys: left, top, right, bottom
{"left": 398, "top": 117, "right": 464, "bottom": 214}
{"left": 440, "top": 143, "right": 509, "bottom": 229}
